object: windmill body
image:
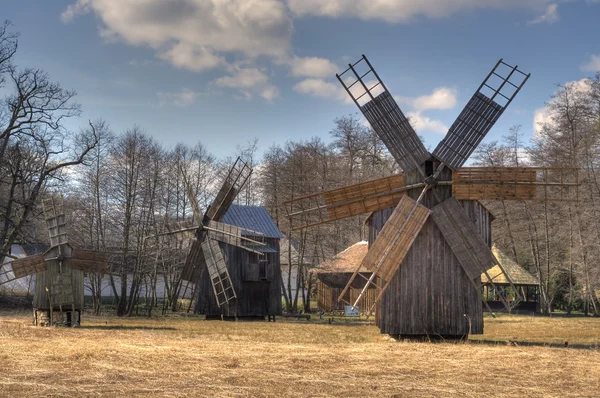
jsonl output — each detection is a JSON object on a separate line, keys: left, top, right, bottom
{"left": 1, "top": 197, "right": 110, "bottom": 326}
{"left": 285, "top": 56, "right": 579, "bottom": 337}
{"left": 172, "top": 158, "right": 282, "bottom": 319}
{"left": 369, "top": 160, "right": 490, "bottom": 336}
{"left": 195, "top": 205, "right": 283, "bottom": 319}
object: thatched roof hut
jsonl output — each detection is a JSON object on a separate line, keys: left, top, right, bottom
{"left": 482, "top": 247, "right": 539, "bottom": 286}
{"left": 314, "top": 241, "right": 375, "bottom": 312}
{"left": 482, "top": 246, "right": 540, "bottom": 312}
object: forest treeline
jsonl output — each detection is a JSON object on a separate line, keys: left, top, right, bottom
{"left": 1, "top": 22, "right": 599, "bottom": 316}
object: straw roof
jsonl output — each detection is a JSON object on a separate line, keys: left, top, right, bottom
{"left": 481, "top": 246, "right": 539, "bottom": 286}
{"left": 313, "top": 241, "right": 371, "bottom": 288}
{"left": 316, "top": 241, "right": 369, "bottom": 273}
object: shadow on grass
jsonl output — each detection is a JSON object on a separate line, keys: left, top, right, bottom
{"left": 80, "top": 325, "right": 177, "bottom": 331}
{"left": 469, "top": 338, "right": 600, "bottom": 350}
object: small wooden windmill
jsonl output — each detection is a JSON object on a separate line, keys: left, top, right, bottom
{"left": 285, "top": 56, "right": 579, "bottom": 337}
{"left": 164, "top": 157, "right": 268, "bottom": 315}
{"left": 1, "top": 197, "right": 110, "bottom": 326}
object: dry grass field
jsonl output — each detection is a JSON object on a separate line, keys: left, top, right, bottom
{"left": 0, "top": 311, "right": 599, "bottom": 397}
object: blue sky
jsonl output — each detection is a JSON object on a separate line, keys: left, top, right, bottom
{"left": 3, "top": 0, "right": 600, "bottom": 159}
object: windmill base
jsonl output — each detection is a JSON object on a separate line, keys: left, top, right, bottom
{"left": 390, "top": 334, "right": 469, "bottom": 342}
{"left": 205, "top": 315, "right": 269, "bottom": 321}
{"left": 33, "top": 309, "right": 81, "bottom": 327}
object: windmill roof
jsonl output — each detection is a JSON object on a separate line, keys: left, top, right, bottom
{"left": 222, "top": 204, "right": 283, "bottom": 239}
{"left": 481, "top": 246, "right": 539, "bottom": 286}
{"left": 315, "top": 241, "right": 370, "bottom": 273}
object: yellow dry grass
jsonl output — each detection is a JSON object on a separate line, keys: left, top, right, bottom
{"left": 0, "top": 311, "right": 599, "bottom": 397}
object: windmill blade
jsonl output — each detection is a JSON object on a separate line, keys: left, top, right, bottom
{"left": 206, "top": 157, "right": 252, "bottom": 222}
{"left": 284, "top": 173, "right": 424, "bottom": 230}
{"left": 337, "top": 55, "right": 430, "bottom": 172}
{"left": 359, "top": 195, "right": 431, "bottom": 282}
{"left": 42, "top": 197, "right": 68, "bottom": 248}
{"left": 431, "top": 197, "right": 496, "bottom": 280}
{"left": 9, "top": 254, "right": 47, "bottom": 279}
{"left": 201, "top": 237, "right": 237, "bottom": 306}
{"left": 449, "top": 167, "right": 579, "bottom": 201}
{"left": 181, "top": 239, "right": 207, "bottom": 282}
{"left": 71, "top": 249, "right": 110, "bottom": 274}
{"left": 433, "top": 60, "right": 530, "bottom": 170}
{"left": 206, "top": 221, "right": 266, "bottom": 254}
{"left": 145, "top": 224, "right": 199, "bottom": 240}
{"left": 179, "top": 166, "right": 204, "bottom": 225}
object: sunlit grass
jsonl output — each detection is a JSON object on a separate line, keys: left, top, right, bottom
{"left": 0, "top": 310, "right": 599, "bottom": 397}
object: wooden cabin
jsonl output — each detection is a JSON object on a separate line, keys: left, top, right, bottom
{"left": 368, "top": 159, "right": 492, "bottom": 337}
{"left": 482, "top": 246, "right": 539, "bottom": 312}
{"left": 314, "top": 241, "right": 377, "bottom": 313}
{"left": 195, "top": 205, "right": 283, "bottom": 319}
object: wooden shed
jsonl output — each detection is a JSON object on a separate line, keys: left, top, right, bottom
{"left": 314, "top": 241, "right": 377, "bottom": 313}
{"left": 482, "top": 246, "right": 539, "bottom": 312}
{"left": 194, "top": 205, "right": 283, "bottom": 319}
{"left": 368, "top": 161, "right": 492, "bottom": 337}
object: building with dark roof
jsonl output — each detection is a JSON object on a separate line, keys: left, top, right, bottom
{"left": 195, "top": 204, "right": 283, "bottom": 319}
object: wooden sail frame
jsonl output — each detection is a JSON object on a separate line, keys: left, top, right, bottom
{"left": 433, "top": 59, "right": 530, "bottom": 170}
{"left": 337, "top": 55, "right": 430, "bottom": 172}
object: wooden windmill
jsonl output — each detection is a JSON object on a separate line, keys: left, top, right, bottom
{"left": 0, "top": 197, "right": 110, "bottom": 326}
{"left": 285, "top": 56, "right": 579, "bottom": 337}
{"left": 165, "top": 157, "right": 269, "bottom": 315}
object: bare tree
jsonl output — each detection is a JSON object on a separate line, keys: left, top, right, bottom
{"left": 0, "top": 23, "right": 96, "bottom": 265}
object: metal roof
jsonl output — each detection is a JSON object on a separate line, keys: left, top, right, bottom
{"left": 222, "top": 204, "right": 283, "bottom": 239}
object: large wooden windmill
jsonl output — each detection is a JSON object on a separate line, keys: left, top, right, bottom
{"left": 285, "top": 56, "right": 579, "bottom": 337}
{"left": 0, "top": 197, "right": 110, "bottom": 326}
{"left": 167, "top": 157, "right": 270, "bottom": 316}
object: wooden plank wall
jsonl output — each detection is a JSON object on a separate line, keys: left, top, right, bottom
{"left": 316, "top": 280, "right": 377, "bottom": 312}
{"left": 33, "top": 260, "right": 84, "bottom": 310}
{"left": 195, "top": 238, "right": 282, "bottom": 317}
{"left": 431, "top": 197, "right": 496, "bottom": 279}
{"left": 369, "top": 161, "right": 489, "bottom": 336}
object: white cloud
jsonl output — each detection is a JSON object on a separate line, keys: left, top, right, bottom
{"left": 393, "top": 87, "right": 457, "bottom": 134}
{"left": 398, "top": 87, "right": 458, "bottom": 112}
{"left": 289, "top": 56, "right": 339, "bottom": 78}
{"left": 527, "top": 3, "right": 559, "bottom": 24}
{"left": 581, "top": 55, "right": 600, "bottom": 73}
{"left": 567, "top": 78, "right": 593, "bottom": 94}
{"left": 214, "top": 67, "right": 279, "bottom": 101}
{"left": 62, "top": 0, "right": 293, "bottom": 72}
{"left": 61, "top": 0, "right": 91, "bottom": 22}
{"left": 215, "top": 68, "right": 269, "bottom": 89}
{"left": 408, "top": 112, "right": 448, "bottom": 134}
{"left": 159, "top": 43, "right": 224, "bottom": 72}
{"left": 157, "top": 88, "right": 200, "bottom": 107}
{"left": 292, "top": 78, "right": 349, "bottom": 102}
{"left": 286, "top": 0, "right": 550, "bottom": 23}
{"left": 260, "top": 86, "right": 280, "bottom": 101}
{"left": 533, "top": 78, "right": 592, "bottom": 135}
{"left": 533, "top": 107, "right": 552, "bottom": 136}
